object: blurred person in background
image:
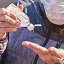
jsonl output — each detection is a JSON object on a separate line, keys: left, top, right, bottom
{"left": 0, "top": 0, "right": 64, "bottom": 64}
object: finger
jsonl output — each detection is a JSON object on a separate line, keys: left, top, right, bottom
{"left": 50, "top": 54, "right": 63, "bottom": 63}
{"left": 9, "top": 12, "right": 17, "bottom": 20}
{"left": 0, "top": 15, "right": 17, "bottom": 25}
{"left": 0, "top": 28, "right": 17, "bottom": 33}
{"left": 15, "top": 21, "right": 21, "bottom": 28}
{"left": 58, "top": 48, "right": 64, "bottom": 50}
{"left": 18, "top": 5, "right": 24, "bottom": 11}
{"left": 47, "top": 62, "right": 56, "bottom": 64}
{"left": 0, "top": 8, "right": 17, "bottom": 20}
{"left": 22, "top": 41, "right": 60, "bottom": 64}
{"left": 22, "top": 41, "right": 48, "bottom": 54}
{"left": 0, "top": 21, "right": 21, "bottom": 28}
{"left": 42, "top": 53, "right": 62, "bottom": 64}
{"left": 48, "top": 47, "right": 64, "bottom": 58}
{"left": 0, "top": 21, "right": 16, "bottom": 28}
{"left": 39, "top": 53, "right": 56, "bottom": 64}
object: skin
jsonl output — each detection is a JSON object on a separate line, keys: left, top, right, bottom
{"left": 22, "top": 41, "right": 64, "bottom": 64}
{"left": 0, "top": 4, "right": 64, "bottom": 64}
{"left": 0, "top": 7, "right": 23, "bottom": 40}
{"left": 22, "top": 2, "right": 64, "bottom": 64}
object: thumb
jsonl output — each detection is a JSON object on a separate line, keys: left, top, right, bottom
{"left": 48, "top": 47, "right": 64, "bottom": 58}
{"left": 18, "top": 5, "right": 24, "bottom": 11}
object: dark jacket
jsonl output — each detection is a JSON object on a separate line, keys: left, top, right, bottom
{"left": 0, "top": 0, "right": 64, "bottom": 64}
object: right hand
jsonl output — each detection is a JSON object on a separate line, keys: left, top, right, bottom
{"left": 0, "top": 8, "right": 22, "bottom": 40}
{"left": 22, "top": 41, "right": 64, "bottom": 64}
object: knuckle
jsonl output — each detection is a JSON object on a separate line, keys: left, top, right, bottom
{"left": 0, "top": 8, "right": 10, "bottom": 16}
{"left": 48, "top": 47, "right": 54, "bottom": 51}
{"left": 1, "top": 8, "right": 6, "bottom": 14}
{"left": 3, "top": 15, "right": 8, "bottom": 20}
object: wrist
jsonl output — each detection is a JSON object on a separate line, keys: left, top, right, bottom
{"left": 0, "top": 33, "right": 6, "bottom": 40}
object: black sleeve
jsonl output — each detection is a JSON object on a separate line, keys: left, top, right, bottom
{"left": 0, "top": 36, "right": 8, "bottom": 64}
{"left": 0, "top": 37, "right": 8, "bottom": 54}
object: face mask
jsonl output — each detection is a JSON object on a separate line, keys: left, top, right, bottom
{"left": 41, "top": 0, "right": 64, "bottom": 25}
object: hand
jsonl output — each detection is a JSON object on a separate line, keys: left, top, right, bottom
{"left": 22, "top": 41, "right": 64, "bottom": 64}
{"left": 0, "top": 6, "right": 23, "bottom": 40}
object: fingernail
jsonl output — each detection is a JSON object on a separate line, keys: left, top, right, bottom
{"left": 16, "top": 21, "right": 21, "bottom": 26}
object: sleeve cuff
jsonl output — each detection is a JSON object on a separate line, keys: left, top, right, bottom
{"left": 0, "top": 37, "right": 8, "bottom": 54}
{"left": 0, "top": 37, "right": 7, "bottom": 43}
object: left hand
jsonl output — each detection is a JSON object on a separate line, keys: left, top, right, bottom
{"left": 22, "top": 41, "right": 64, "bottom": 64}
